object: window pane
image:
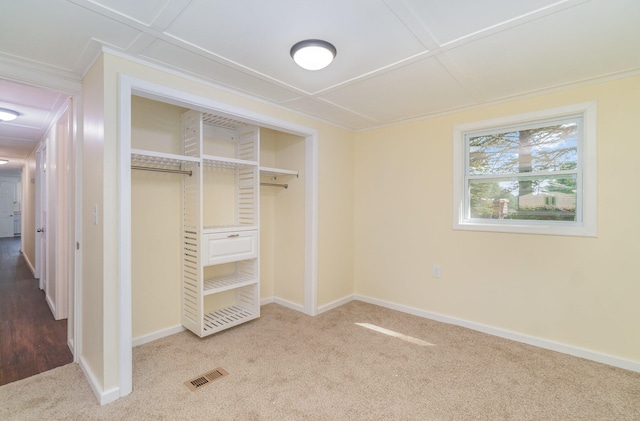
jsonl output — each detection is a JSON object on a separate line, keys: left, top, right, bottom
{"left": 468, "top": 122, "right": 578, "bottom": 176}
{"left": 469, "top": 174, "right": 577, "bottom": 221}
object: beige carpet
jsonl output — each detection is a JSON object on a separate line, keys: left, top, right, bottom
{"left": 1, "top": 301, "right": 639, "bottom": 420}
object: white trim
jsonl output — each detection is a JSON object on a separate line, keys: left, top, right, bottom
{"left": 0, "top": 52, "right": 82, "bottom": 95}
{"left": 117, "top": 74, "right": 319, "bottom": 402}
{"left": 73, "top": 94, "right": 83, "bottom": 362}
{"left": 79, "top": 356, "right": 120, "bottom": 406}
{"left": 46, "top": 294, "right": 57, "bottom": 317}
{"left": 452, "top": 101, "right": 597, "bottom": 237}
{"left": 132, "top": 325, "right": 186, "bottom": 347}
{"left": 117, "top": 77, "right": 133, "bottom": 398}
{"left": 260, "top": 297, "right": 275, "bottom": 306}
{"left": 317, "top": 295, "right": 354, "bottom": 314}
{"left": 304, "top": 132, "right": 319, "bottom": 316}
{"left": 353, "top": 294, "right": 640, "bottom": 373}
{"left": 273, "top": 297, "right": 305, "bottom": 313}
{"left": 23, "top": 250, "right": 36, "bottom": 277}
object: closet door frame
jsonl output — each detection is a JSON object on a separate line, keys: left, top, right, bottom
{"left": 117, "top": 74, "right": 318, "bottom": 399}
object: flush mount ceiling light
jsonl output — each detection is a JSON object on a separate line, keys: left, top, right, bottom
{"left": 290, "top": 39, "right": 337, "bottom": 71}
{"left": 0, "top": 108, "right": 19, "bottom": 122}
{"left": 0, "top": 159, "right": 8, "bottom": 165}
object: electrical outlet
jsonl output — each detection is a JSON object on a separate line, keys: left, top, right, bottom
{"left": 432, "top": 265, "right": 441, "bottom": 279}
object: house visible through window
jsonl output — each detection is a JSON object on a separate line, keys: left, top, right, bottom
{"left": 453, "top": 102, "right": 597, "bottom": 237}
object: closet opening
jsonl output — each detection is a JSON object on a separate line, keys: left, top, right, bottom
{"left": 118, "top": 75, "right": 318, "bottom": 398}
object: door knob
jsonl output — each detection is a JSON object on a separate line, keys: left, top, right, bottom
{"left": 37, "top": 228, "right": 45, "bottom": 233}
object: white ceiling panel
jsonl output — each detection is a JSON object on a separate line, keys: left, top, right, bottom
{"left": 0, "top": 79, "right": 66, "bottom": 175}
{"left": 403, "top": 0, "right": 562, "bottom": 45}
{"left": 0, "top": 1, "right": 141, "bottom": 71}
{"left": 0, "top": 137, "right": 38, "bottom": 151}
{"left": 163, "top": 0, "right": 427, "bottom": 93}
{"left": 140, "top": 39, "right": 303, "bottom": 103}
{"left": 320, "top": 57, "right": 476, "bottom": 123}
{"left": 86, "top": 0, "right": 172, "bottom": 26}
{"left": 446, "top": 0, "right": 640, "bottom": 100}
{"left": 0, "top": 80, "right": 62, "bottom": 110}
{"left": 0, "top": 125, "right": 43, "bottom": 141}
{"left": 282, "top": 97, "right": 378, "bottom": 131}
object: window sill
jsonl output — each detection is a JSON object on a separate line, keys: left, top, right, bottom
{"left": 453, "top": 219, "right": 597, "bottom": 237}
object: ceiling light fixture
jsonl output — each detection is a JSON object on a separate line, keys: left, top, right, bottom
{"left": 0, "top": 159, "right": 8, "bottom": 165}
{"left": 290, "top": 39, "right": 337, "bottom": 71}
{"left": 0, "top": 108, "right": 19, "bottom": 122}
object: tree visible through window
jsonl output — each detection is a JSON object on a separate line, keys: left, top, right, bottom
{"left": 466, "top": 118, "right": 580, "bottom": 222}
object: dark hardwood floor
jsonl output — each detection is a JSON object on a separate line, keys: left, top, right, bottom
{"left": 0, "top": 236, "right": 73, "bottom": 386}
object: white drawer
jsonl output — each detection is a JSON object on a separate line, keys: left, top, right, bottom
{"left": 202, "top": 230, "right": 258, "bottom": 265}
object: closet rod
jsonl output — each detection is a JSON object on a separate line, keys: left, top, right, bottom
{"left": 261, "top": 182, "right": 288, "bottom": 189}
{"left": 131, "top": 165, "right": 192, "bottom": 177}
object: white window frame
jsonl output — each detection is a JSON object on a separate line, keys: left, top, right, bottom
{"left": 453, "top": 102, "right": 597, "bottom": 237}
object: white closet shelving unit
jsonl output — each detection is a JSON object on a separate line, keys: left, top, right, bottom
{"left": 180, "top": 110, "right": 262, "bottom": 337}
{"left": 132, "top": 109, "right": 299, "bottom": 338}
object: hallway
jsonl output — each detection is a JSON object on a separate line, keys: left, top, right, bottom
{"left": 0, "top": 237, "right": 72, "bottom": 386}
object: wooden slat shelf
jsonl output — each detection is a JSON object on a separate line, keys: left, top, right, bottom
{"left": 203, "top": 273, "right": 257, "bottom": 295}
{"left": 202, "top": 306, "right": 258, "bottom": 333}
{"left": 260, "top": 166, "right": 298, "bottom": 178}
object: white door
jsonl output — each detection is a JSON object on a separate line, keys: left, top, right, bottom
{"left": 0, "top": 182, "right": 16, "bottom": 237}
{"left": 36, "top": 147, "right": 47, "bottom": 290}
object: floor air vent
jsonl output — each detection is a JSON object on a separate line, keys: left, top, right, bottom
{"left": 184, "top": 368, "right": 229, "bottom": 392}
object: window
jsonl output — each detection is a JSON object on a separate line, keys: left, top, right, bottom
{"left": 453, "top": 102, "right": 597, "bottom": 236}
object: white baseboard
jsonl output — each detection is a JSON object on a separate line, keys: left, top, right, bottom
{"left": 352, "top": 294, "right": 640, "bottom": 373}
{"left": 273, "top": 296, "right": 305, "bottom": 312}
{"left": 67, "top": 338, "right": 75, "bottom": 362}
{"left": 132, "top": 325, "right": 186, "bottom": 347}
{"left": 23, "top": 251, "right": 36, "bottom": 277}
{"left": 260, "top": 297, "right": 275, "bottom": 306}
{"left": 79, "top": 355, "right": 119, "bottom": 405}
{"left": 45, "top": 294, "right": 56, "bottom": 319}
{"left": 261, "top": 295, "right": 304, "bottom": 312}
{"left": 317, "top": 295, "right": 353, "bottom": 314}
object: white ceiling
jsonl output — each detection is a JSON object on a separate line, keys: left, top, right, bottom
{"left": 1, "top": 0, "right": 639, "bottom": 174}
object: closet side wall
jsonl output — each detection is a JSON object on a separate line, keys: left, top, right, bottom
{"left": 259, "top": 129, "right": 305, "bottom": 305}
{"left": 273, "top": 132, "right": 305, "bottom": 304}
{"left": 130, "top": 96, "right": 184, "bottom": 339}
{"left": 259, "top": 130, "right": 277, "bottom": 300}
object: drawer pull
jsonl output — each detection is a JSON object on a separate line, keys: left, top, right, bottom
{"left": 227, "top": 234, "right": 240, "bottom": 238}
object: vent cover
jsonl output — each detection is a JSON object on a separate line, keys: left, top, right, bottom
{"left": 184, "top": 368, "right": 229, "bottom": 392}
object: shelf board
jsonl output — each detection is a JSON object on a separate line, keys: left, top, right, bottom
{"left": 260, "top": 166, "right": 298, "bottom": 178}
{"left": 202, "top": 225, "right": 258, "bottom": 234}
{"left": 203, "top": 273, "right": 257, "bottom": 296}
{"left": 131, "top": 148, "right": 200, "bottom": 165}
{"left": 202, "top": 154, "right": 258, "bottom": 168}
{"left": 202, "top": 305, "right": 258, "bottom": 334}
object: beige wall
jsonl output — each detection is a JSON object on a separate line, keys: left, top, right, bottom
{"left": 130, "top": 96, "right": 184, "bottom": 338}
{"left": 354, "top": 75, "right": 640, "bottom": 363}
{"left": 262, "top": 129, "right": 306, "bottom": 305}
{"left": 317, "top": 124, "right": 355, "bottom": 305}
{"left": 82, "top": 55, "right": 106, "bottom": 388}
{"left": 260, "top": 129, "right": 277, "bottom": 299}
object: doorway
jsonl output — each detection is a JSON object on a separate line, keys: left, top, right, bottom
{"left": 0, "top": 181, "right": 17, "bottom": 238}
{"left": 0, "top": 77, "right": 79, "bottom": 383}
